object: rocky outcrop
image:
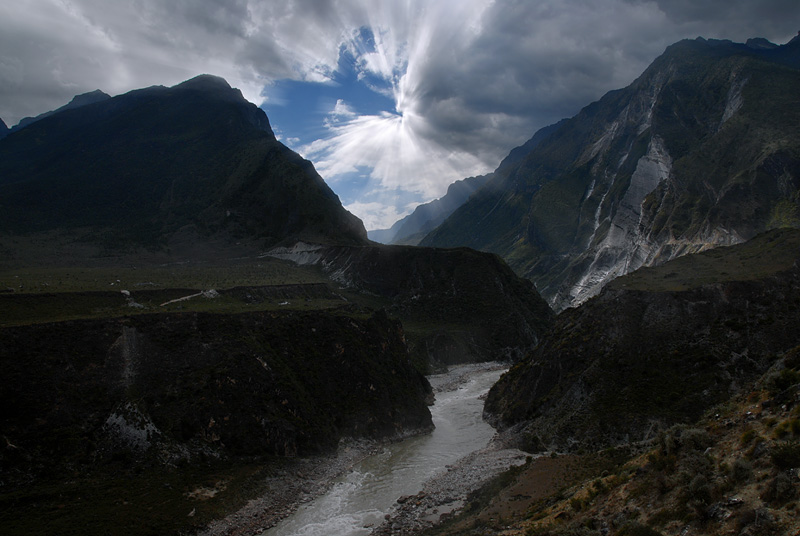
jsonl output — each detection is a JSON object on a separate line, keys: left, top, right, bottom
{"left": 268, "top": 242, "right": 555, "bottom": 368}
{"left": 0, "top": 309, "right": 432, "bottom": 482}
{"left": 423, "top": 37, "right": 800, "bottom": 312}
{"left": 484, "top": 229, "right": 800, "bottom": 453}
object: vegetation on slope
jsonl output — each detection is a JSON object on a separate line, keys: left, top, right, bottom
{"left": 290, "top": 243, "right": 555, "bottom": 370}
{"left": 421, "top": 229, "right": 800, "bottom": 536}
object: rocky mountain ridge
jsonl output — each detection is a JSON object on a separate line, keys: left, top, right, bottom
{"left": 7, "top": 88, "right": 111, "bottom": 134}
{"left": 370, "top": 119, "right": 567, "bottom": 246}
{"left": 422, "top": 36, "right": 800, "bottom": 311}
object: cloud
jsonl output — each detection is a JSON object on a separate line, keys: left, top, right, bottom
{"left": 328, "top": 99, "right": 357, "bottom": 121}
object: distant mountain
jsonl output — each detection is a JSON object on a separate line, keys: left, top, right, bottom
{"left": 0, "top": 118, "right": 7, "bottom": 140}
{"left": 369, "top": 175, "right": 491, "bottom": 245}
{"left": 422, "top": 36, "right": 800, "bottom": 311}
{"left": 370, "top": 120, "right": 566, "bottom": 246}
{"left": 9, "top": 89, "right": 111, "bottom": 133}
{"left": 0, "top": 75, "right": 367, "bottom": 260}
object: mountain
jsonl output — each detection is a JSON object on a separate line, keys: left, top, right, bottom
{"left": 368, "top": 174, "right": 491, "bottom": 245}
{"left": 484, "top": 227, "right": 800, "bottom": 453}
{"left": 0, "top": 75, "right": 367, "bottom": 261}
{"left": 0, "top": 118, "right": 8, "bottom": 140}
{"left": 422, "top": 36, "right": 800, "bottom": 311}
{"left": 9, "top": 89, "right": 111, "bottom": 133}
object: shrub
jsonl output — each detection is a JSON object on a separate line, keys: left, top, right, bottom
{"left": 771, "top": 441, "right": 800, "bottom": 469}
{"left": 616, "top": 522, "right": 664, "bottom": 536}
{"left": 688, "top": 474, "right": 712, "bottom": 504}
{"left": 767, "top": 368, "right": 800, "bottom": 396}
{"left": 761, "top": 472, "right": 796, "bottom": 504}
{"left": 731, "top": 458, "right": 753, "bottom": 483}
{"left": 740, "top": 428, "right": 758, "bottom": 446}
{"left": 682, "top": 428, "right": 713, "bottom": 451}
{"left": 773, "top": 420, "right": 795, "bottom": 439}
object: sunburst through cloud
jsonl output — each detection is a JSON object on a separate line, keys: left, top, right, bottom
{"left": 273, "top": 1, "right": 498, "bottom": 230}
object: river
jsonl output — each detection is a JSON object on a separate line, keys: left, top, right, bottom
{"left": 266, "top": 364, "right": 506, "bottom": 536}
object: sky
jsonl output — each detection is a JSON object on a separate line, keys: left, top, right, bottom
{"left": 1, "top": 1, "right": 798, "bottom": 230}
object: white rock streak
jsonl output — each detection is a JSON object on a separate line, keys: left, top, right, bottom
{"left": 568, "top": 136, "right": 672, "bottom": 305}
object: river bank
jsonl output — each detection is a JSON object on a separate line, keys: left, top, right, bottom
{"left": 371, "top": 441, "right": 529, "bottom": 535}
{"left": 197, "top": 439, "right": 383, "bottom": 536}
{"left": 197, "top": 362, "right": 520, "bottom": 536}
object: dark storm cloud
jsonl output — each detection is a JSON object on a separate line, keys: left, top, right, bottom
{"left": 646, "top": 0, "right": 799, "bottom": 41}
{"left": 403, "top": 0, "right": 673, "bottom": 165}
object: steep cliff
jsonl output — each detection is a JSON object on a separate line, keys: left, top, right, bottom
{"left": 423, "top": 37, "right": 800, "bottom": 311}
{"left": 484, "top": 228, "right": 800, "bottom": 453}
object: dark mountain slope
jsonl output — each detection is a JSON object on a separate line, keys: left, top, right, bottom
{"left": 0, "top": 75, "right": 366, "bottom": 256}
{"left": 0, "top": 118, "right": 8, "bottom": 140}
{"left": 484, "top": 228, "right": 800, "bottom": 453}
{"left": 423, "top": 37, "right": 800, "bottom": 311}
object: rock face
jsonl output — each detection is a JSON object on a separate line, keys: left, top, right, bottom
{"left": 484, "top": 228, "right": 800, "bottom": 453}
{"left": 0, "top": 75, "right": 366, "bottom": 257}
{"left": 268, "top": 242, "right": 555, "bottom": 367}
{"left": 423, "top": 37, "right": 800, "bottom": 311}
{"left": 0, "top": 309, "right": 432, "bottom": 481}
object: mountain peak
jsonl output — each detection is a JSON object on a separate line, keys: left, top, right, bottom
{"left": 175, "top": 74, "right": 233, "bottom": 92}
{"left": 63, "top": 89, "right": 111, "bottom": 109}
{"left": 746, "top": 37, "right": 778, "bottom": 50}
